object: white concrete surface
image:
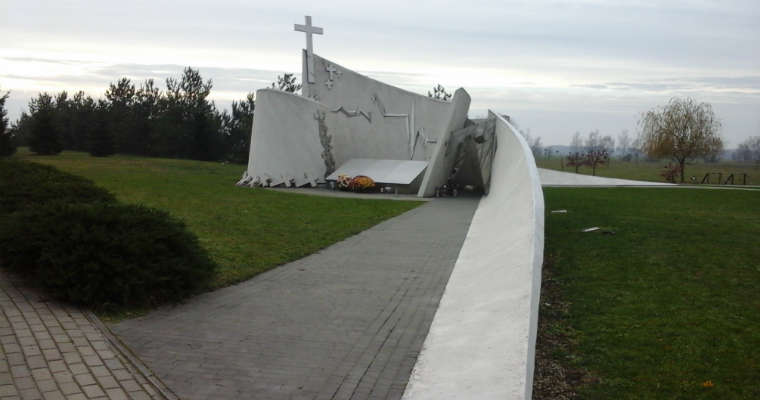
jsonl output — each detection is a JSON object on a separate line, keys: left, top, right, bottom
{"left": 307, "top": 53, "right": 469, "bottom": 165}
{"left": 326, "top": 158, "right": 428, "bottom": 185}
{"left": 244, "top": 89, "right": 327, "bottom": 187}
{"left": 539, "top": 168, "right": 673, "bottom": 186}
{"left": 403, "top": 112, "right": 545, "bottom": 400}
{"left": 417, "top": 88, "right": 472, "bottom": 197}
{"left": 244, "top": 52, "right": 471, "bottom": 192}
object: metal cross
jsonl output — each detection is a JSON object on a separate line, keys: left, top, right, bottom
{"left": 294, "top": 16, "right": 323, "bottom": 84}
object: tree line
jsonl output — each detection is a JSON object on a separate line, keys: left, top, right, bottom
{"left": 2, "top": 68, "right": 256, "bottom": 163}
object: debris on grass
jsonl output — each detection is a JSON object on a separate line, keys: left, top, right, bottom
{"left": 582, "top": 227, "right": 600, "bottom": 232}
{"left": 551, "top": 209, "right": 568, "bottom": 214}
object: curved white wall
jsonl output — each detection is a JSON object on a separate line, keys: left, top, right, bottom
{"left": 402, "top": 112, "right": 545, "bottom": 399}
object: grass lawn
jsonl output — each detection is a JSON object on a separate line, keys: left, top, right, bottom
{"left": 540, "top": 187, "right": 760, "bottom": 399}
{"left": 12, "top": 149, "right": 422, "bottom": 290}
{"left": 537, "top": 158, "right": 760, "bottom": 186}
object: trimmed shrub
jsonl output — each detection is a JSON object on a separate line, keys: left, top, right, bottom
{"left": 0, "top": 160, "right": 115, "bottom": 215}
{"left": 0, "top": 202, "right": 216, "bottom": 310}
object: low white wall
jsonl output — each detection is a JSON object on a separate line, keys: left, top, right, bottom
{"left": 402, "top": 112, "right": 545, "bottom": 399}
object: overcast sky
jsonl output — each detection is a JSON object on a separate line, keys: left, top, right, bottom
{"left": 2, "top": 0, "right": 759, "bottom": 146}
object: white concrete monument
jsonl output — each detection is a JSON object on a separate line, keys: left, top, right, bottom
{"left": 239, "top": 18, "right": 545, "bottom": 399}
{"left": 238, "top": 16, "right": 499, "bottom": 196}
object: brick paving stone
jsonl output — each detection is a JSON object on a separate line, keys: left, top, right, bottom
{"left": 81, "top": 384, "right": 105, "bottom": 398}
{"left": 90, "top": 366, "right": 109, "bottom": 378}
{"left": 41, "top": 350, "right": 61, "bottom": 362}
{"left": 19, "top": 388, "right": 42, "bottom": 400}
{"left": 53, "top": 372, "right": 73, "bottom": 385}
{"left": 0, "top": 270, "right": 167, "bottom": 400}
{"left": 110, "top": 370, "right": 131, "bottom": 382}
{"left": 114, "top": 198, "right": 479, "bottom": 400}
{"left": 58, "top": 381, "right": 80, "bottom": 396}
{"left": 63, "top": 353, "right": 82, "bottom": 365}
{"left": 104, "top": 388, "right": 127, "bottom": 400}
{"left": 67, "top": 363, "right": 87, "bottom": 376}
{"left": 96, "top": 376, "right": 119, "bottom": 390}
{"left": 74, "top": 374, "right": 96, "bottom": 387}
{"left": 82, "top": 355, "right": 103, "bottom": 367}
{"left": 0, "top": 384, "right": 18, "bottom": 396}
{"left": 35, "top": 380, "right": 56, "bottom": 393}
{"left": 31, "top": 370, "right": 52, "bottom": 382}
{"left": 41, "top": 391, "right": 64, "bottom": 400}
{"left": 119, "top": 380, "right": 140, "bottom": 392}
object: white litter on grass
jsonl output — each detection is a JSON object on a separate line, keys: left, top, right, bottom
{"left": 582, "top": 227, "right": 600, "bottom": 232}
{"left": 551, "top": 209, "right": 567, "bottom": 214}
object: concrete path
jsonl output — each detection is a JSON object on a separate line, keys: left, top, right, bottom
{"left": 538, "top": 168, "right": 673, "bottom": 186}
{"left": 112, "top": 197, "right": 479, "bottom": 400}
{"left": 0, "top": 270, "right": 168, "bottom": 400}
{"left": 267, "top": 188, "right": 431, "bottom": 201}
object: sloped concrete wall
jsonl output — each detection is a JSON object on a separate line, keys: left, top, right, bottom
{"left": 245, "top": 89, "right": 329, "bottom": 187}
{"left": 402, "top": 112, "right": 545, "bottom": 399}
{"left": 417, "top": 88, "right": 472, "bottom": 197}
{"left": 245, "top": 53, "right": 471, "bottom": 189}
{"left": 307, "top": 53, "right": 469, "bottom": 164}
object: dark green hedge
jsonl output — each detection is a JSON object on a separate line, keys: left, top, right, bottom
{"left": 0, "top": 160, "right": 216, "bottom": 311}
{"left": 0, "top": 159, "right": 114, "bottom": 215}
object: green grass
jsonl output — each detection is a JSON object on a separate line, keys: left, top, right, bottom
{"left": 12, "top": 148, "right": 422, "bottom": 289}
{"left": 537, "top": 158, "right": 760, "bottom": 186}
{"left": 543, "top": 187, "right": 760, "bottom": 399}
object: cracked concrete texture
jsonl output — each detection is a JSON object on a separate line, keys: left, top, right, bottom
{"left": 112, "top": 197, "right": 479, "bottom": 400}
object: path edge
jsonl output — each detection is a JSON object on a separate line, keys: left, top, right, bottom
{"left": 85, "top": 311, "right": 180, "bottom": 400}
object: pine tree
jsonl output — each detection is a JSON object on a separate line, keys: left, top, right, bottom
{"left": 0, "top": 89, "right": 15, "bottom": 156}
{"left": 89, "top": 101, "right": 115, "bottom": 157}
{"left": 28, "top": 93, "right": 62, "bottom": 155}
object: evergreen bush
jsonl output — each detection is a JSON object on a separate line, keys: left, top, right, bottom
{"left": 0, "top": 202, "right": 216, "bottom": 310}
{"left": 0, "top": 160, "right": 216, "bottom": 311}
{"left": 0, "top": 160, "right": 115, "bottom": 215}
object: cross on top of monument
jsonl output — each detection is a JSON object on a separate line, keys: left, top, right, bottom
{"left": 294, "top": 15, "right": 323, "bottom": 60}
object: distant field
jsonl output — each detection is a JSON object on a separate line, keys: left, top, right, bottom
{"left": 539, "top": 187, "right": 760, "bottom": 399}
{"left": 13, "top": 149, "right": 422, "bottom": 290}
{"left": 537, "top": 158, "right": 760, "bottom": 186}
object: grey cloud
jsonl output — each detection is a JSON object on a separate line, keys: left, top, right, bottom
{"left": 1, "top": 56, "right": 88, "bottom": 65}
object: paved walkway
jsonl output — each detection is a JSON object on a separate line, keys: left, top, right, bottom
{"left": 0, "top": 270, "right": 168, "bottom": 400}
{"left": 266, "top": 188, "right": 431, "bottom": 201}
{"left": 538, "top": 168, "right": 673, "bottom": 186}
{"left": 112, "top": 197, "right": 479, "bottom": 400}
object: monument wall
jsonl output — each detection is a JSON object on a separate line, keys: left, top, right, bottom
{"left": 242, "top": 52, "right": 470, "bottom": 190}
{"left": 244, "top": 90, "right": 330, "bottom": 187}
{"left": 306, "top": 53, "right": 470, "bottom": 165}
{"left": 402, "top": 112, "right": 545, "bottom": 399}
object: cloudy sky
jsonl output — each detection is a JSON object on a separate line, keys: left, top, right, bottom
{"left": 2, "top": 0, "right": 759, "bottom": 146}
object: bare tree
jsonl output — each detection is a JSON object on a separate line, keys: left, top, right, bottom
{"left": 520, "top": 128, "right": 543, "bottom": 158}
{"left": 584, "top": 130, "right": 613, "bottom": 175}
{"left": 736, "top": 136, "right": 760, "bottom": 163}
{"left": 570, "top": 131, "right": 583, "bottom": 153}
{"left": 639, "top": 97, "right": 723, "bottom": 182}
{"left": 566, "top": 152, "right": 586, "bottom": 173}
{"left": 617, "top": 129, "right": 631, "bottom": 157}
